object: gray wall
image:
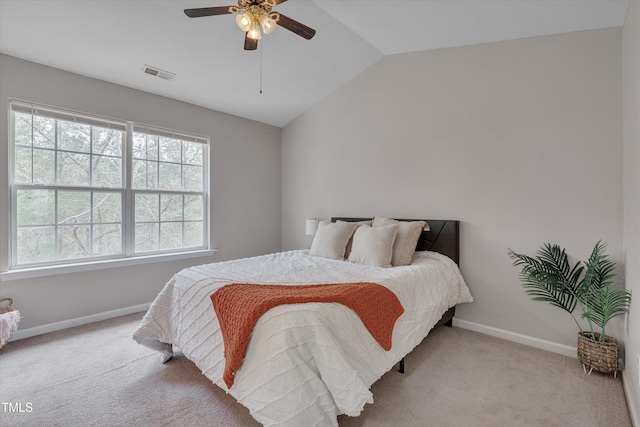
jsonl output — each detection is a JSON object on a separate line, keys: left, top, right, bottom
{"left": 622, "top": 0, "right": 640, "bottom": 421}
{"left": 282, "top": 28, "right": 623, "bottom": 348}
{"left": 0, "top": 54, "right": 282, "bottom": 330}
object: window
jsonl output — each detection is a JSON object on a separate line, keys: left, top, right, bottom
{"left": 131, "top": 127, "right": 206, "bottom": 253}
{"left": 8, "top": 100, "right": 209, "bottom": 270}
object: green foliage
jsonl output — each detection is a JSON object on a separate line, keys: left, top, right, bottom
{"left": 580, "top": 241, "right": 616, "bottom": 294}
{"left": 508, "top": 244, "right": 584, "bottom": 331}
{"left": 508, "top": 241, "right": 632, "bottom": 342}
{"left": 581, "top": 285, "right": 632, "bottom": 341}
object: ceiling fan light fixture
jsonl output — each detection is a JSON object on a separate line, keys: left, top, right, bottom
{"left": 236, "top": 11, "right": 253, "bottom": 32}
{"left": 184, "top": 1, "right": 316, "bottom": 50}
{"left": 247, "top": 21, "right": 262, "bottom": 40}
{"left": 259, "top": 14, "right": 276, "bottom": 34}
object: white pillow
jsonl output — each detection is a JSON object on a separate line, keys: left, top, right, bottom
{"left": 309, "top": 221, "right": 359, "bottom": 260}
{"left": 347, "top": 224, "right": 398, "bottom": 267}
{"left": 372, "top": 217, "right": 427, "bottom": 266}
{"left": 338, "top": 220, "right": 373, "bottom": 258}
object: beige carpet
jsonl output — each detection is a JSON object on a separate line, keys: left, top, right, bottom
{"left": 0, "top": 313, "right": 632, "bottom": 427}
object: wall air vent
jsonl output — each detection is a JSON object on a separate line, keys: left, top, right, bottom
{"left": 142, "top": 65, "right": 175, "bottom": 81}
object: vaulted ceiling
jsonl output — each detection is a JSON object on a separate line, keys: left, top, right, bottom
{"left": 0, "top": 0, "right": 629, "bottom": 127}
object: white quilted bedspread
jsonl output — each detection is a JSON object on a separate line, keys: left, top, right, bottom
{"left": 133, "top": 250, "right": 472, "bottom": 427}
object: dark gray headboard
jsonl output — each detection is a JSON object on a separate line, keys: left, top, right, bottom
{"left": 331, "top": 217, "right": 460, "bottom": 265}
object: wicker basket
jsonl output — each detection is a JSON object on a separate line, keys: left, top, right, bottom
{"left": 577, "top": 331, "right": 618, "bottom": 375}
{"left": 0, "top": 298, "right": 15, "bottom": 353}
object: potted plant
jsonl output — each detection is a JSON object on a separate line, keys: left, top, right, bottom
{"left": 508, "top": 241, "right": 631, "bottom": 376}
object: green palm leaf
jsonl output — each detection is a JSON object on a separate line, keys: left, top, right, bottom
{"left": 508, "top": 245, "right": 581, "bottom": 315}
{"left": 582, "top": 285, "right": 632, "bottom": 341}
{"left": 580, "top": 240, "right": 616, "bottom": 296}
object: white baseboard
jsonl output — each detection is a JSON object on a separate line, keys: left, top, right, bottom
{"left": 452, "top": 318, "right": 577, "bottom": 358}
{"left": 622, "top": 370, "right": 640, "bottom": 427}
{"left": 10, "top": 303, "right": 151, "bottom": 341}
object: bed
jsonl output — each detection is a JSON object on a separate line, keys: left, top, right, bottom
{"left": 133, "top": 217, "right": 473, "bottom": 427}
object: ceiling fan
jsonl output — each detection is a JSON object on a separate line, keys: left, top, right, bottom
{"left": 184, "top": 0, "right": 316, "bottom": 51}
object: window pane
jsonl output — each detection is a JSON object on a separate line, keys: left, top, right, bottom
{"left": 15, "top": 148, "right": 56, "bottom": 185}
{"left": 93, "top": 224, "right": 122, "bottom": 256}
{"left": 184, "top": 195, "right": 203, "bottom": 220}
{"left": 92, "top": 126, "right": 122, "bottom": 157}
{"left": 17, "top": 226, "right": 55, "bottom": 263}
{"left": 158, "top": 163, "right": 181, "bottom": 190}
{"left": 58, "top": 152, "right": 90, "bottom": 186}
{"left": 17, "top": 189, "right": 55, "bottom": 225}
{"left": 33, "top": 148, "right": 56, "bottom": 185}
{"left": 135, "top": 223, "right": 159, "bottom": 252}
{"left": 133, "top": 161, "right": 159, "bottom": 190}
{"left": 147, "top": 161, "right": 159, "bottom": 189}
{"left": 160, "top": 222, "right": 182, "bottom": 250}
{"left": 133, "top": 133, "right": 146, "bottom": 160}
{"left": 14, "top": 113, "right": 32, "bottom": 147}
{"left": 183, "top": 165, "right": 203, "bottom": 191}
{"left": 33, "top": 116, "right": 56, "bottom": 149}
{"left": 184, "top": 222, "right": 203, "bottom": 248}
{"left": 135, "top": 193, "right": 159, "bottom": 222}
{"left": 159, "top": 137, "right": 181, "bottom": 163}
{"left": 160, "top": 194, "right": 182, "bottom": 221}
{"left": 132, "top": 159, "right": 146, "bottom": 189}
{"left": 93, "top": 192, "right": 122, "bottom": 223}
{"left": 183, "top": 141, "right": 203, "bottom": 165}
{"left": 58, "top": 191, "right": 91, "bottom": 224}
{"left": 58, "top": 225, "right": 91, "bottom": 259}
{"left": 14, "top": 147, "right": 32, "bottom": 183}
{"left": 58, "top": 120, "right": 90, "bottom": 152}
{"left": 147, "top": 135, "right": 159, "bottom": 160}
{"left": 92, "top": 155, "right": 122, "bottom": 188}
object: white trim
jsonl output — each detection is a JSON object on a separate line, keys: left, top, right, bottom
{"left": 622, "top": 370, "right": 640, "bottom": 427}
{"left": 9, "top": 303, "right": 151, "bottom": 341}
{"left": 0, "top": 249, "right": 216, "bottom": 281}
{"left": 453, "top": 318, "right": 577, "bottom": 358}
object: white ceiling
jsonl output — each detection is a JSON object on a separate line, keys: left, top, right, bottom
{"left": 0, "top": 0, "right": 629, "bottom": 127}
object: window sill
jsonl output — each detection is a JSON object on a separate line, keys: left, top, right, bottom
{"left": 0, "top": 249, "right": 217, "bottom": 282}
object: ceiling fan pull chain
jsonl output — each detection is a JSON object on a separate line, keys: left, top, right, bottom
{"left": 259, "top": 42, "right": 263, "bottom": 94}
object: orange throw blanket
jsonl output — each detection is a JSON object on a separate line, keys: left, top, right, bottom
{"left": 211, "top": 282, "right": 404, "bottom": 388}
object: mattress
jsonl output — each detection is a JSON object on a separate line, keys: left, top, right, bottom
{"left": 133, "top": 249, "right": 473, "bottom": 426}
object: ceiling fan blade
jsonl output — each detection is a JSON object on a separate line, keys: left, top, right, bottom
{"left": 184, "top": 6, "right": 234, "bottom": 18}
{"left": 273, "top": 0, "right": 288, "bottom": 4}
{"left": 244, "top": 34, "right": 258, "bottom": 51}
{"left": 276, "top": 13, "right": 316, "bottom": 40}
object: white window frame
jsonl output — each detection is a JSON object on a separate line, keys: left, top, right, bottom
{"left": 1, "top": 99, "right": 213, "bottom": 281}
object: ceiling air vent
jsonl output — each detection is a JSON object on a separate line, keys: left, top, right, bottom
{"left": 142, "top": 65, "right": 175, "bottom": 81}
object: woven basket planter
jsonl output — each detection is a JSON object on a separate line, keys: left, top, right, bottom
{"left": 0, "top": 298, "right": 16, "bottom": 353}
{"left": 577, "top": 331, "right": 618, "bottom": 375}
